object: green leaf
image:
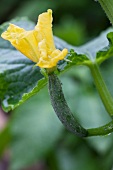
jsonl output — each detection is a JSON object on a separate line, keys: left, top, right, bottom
{"left": 96, "top": 31, "right": 113, "bottom": 64}
{"left": 0, "top": 17, "right": 113, "bottom": 112}
{"left": 78, "top": 28, "right": 113, "bottom": 62}
{"left": 0, "top": 18, "right": 46, "bottom": 112}
{"left": 57, "top": 28, "right": 113, "bottom": 71}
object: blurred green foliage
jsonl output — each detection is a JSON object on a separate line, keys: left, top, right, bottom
{"left": 0, "top": 0, "right": 113, "bottom": 170}
{"left": 0, "top": 0, "right": 110, "bottom": 44}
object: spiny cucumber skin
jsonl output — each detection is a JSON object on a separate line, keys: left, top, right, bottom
{"left": 48, "top": 73, "right": 88, "bottom": 137}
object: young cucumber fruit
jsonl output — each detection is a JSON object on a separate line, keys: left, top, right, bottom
{"left": 48, "top": 73, "right": 88, "bottom": 137}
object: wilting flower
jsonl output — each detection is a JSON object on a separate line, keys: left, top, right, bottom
{"left": 1, "top": 9, "right": 68, "bottom": 68}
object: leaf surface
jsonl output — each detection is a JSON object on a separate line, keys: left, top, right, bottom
{"left": 0, "top": 18, "right": 113, "bottom": 112}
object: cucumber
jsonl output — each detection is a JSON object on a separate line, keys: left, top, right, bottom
{"left": 48, "top": 73, "right": 88, "bottom": 137}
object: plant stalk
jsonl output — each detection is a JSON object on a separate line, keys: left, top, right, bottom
{"left": 87, "top": 120, "right": 113, "bottom": 136}
{"left": 90, "top": 63, "right": 113, "bottom": 118}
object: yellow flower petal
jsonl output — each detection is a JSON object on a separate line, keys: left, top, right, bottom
{"left": 1, "top": 24, "right": 40, "bottom": 62}
{"left": 38, "top": 39, "right": 48, "bottom": 59}
{"left": 1, "top": 10, "right": 68, "bottom": 69}
{"left": 1, "top": 24, "right": 25, "bottom": 41}
{"left": 35, "top": 9, "right": 55, "bottom": 53}
{"left": 37, "top": 48, "right": 68, "bottom": 68}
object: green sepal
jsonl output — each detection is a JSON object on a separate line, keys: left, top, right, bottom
{"left": 67, "top": 49, "right": 91, "bottom": 65}
{"left": 96, "top": 31, "right": 113, "bottom": 64}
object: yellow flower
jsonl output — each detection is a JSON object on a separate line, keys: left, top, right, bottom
{"left": 1, "top": 9, "right": 68, "bottom": 68}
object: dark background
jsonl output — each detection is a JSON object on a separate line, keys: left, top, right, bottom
{"left": 0, "top": 0, "right": 110, "bottom": 45}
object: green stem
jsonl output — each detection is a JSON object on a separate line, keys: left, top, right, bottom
{"left": 98, "top": 0, "right": 113, "bottom": 25}
{"left": 87, "top": 120, "right": 113, "bottom": 136}
{"left": 90, "top": 63, "right": 113, "bottom": 118}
